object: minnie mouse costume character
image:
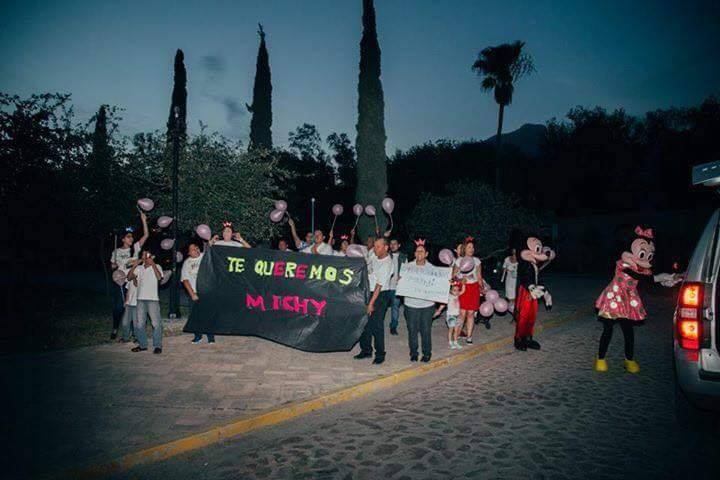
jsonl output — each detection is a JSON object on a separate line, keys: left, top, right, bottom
{"left": 514, "top": 236, "right": 555, "bottom": 351}
{"left": 594, "top": 226, "right": 680, "bottom": 373}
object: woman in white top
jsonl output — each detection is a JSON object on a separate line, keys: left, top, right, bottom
{"left": 402, "top": 239, "right": 437, "bottom": 362}
{"left": 181, "top": 242, "right": 214, "bottom": 344}
{"left": 110, "top": 211, "right": 149, "bottom": 340}
{"left": 501, "top": 249, "right": 518, "bottom": 313}
{"left": 210, "top": 221, "right": 251, "bottom": 247}
{"left": 452, "top": 237, "right": 483, "bottom": 344}
{"left": 127, "top": 248, "right": 164, "bottom": 354}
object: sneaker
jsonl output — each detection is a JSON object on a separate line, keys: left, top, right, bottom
{"left": 390, "top": 328, "right": 398, "bottom": 335}
{"left": 410, "top": 354, "right": 418, "bottom": 362}
{"left": 110, "top": 330, "right": 118, "bottom": 340}
{"left": 208, "top": 340, "right": 216, "bottom": 344}
{"left": 354, "top": 352, "right": 372, "bottom": 360}
{"left": 449, "top": 342, "right": 456, "bottom": 350}
{"left": 466, "top": 337, "right": 473, "bottom": 344}
{"left": 421, "top": 355, "right": 431, "bottom": 363}
{"left": 454, "top": 341, "right": 462, "bottom": 349}
{"left": 191, "top": 338, "right": 202, "bottom": 344}
{"left": 131, "top": 346, "right": 147, "bottom": 353}
{"left": 153, "top": 347, "right": 162, "bottom": 354}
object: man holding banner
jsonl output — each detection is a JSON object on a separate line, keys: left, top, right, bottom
{"left": 354, "top": 237, "right": 393, "bottom": 364}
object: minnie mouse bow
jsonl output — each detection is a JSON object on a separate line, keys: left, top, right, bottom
{"left": 414, "top": 238, "right": 426, "bottom": 246}
{"left": 634, "top": 226, "right": 654, "bottom": 239}
{"left": 222, "top": 221, "right": 233, "bottom": 228}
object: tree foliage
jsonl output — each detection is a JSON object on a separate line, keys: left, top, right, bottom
{"left": 355, "top": 0, "right": 387, "bottom": 237}
{"left": 407, "top": 181, "right": 543, "bottom": 255}
{"left": 247, "top": 24, "right": 273, "bottom": 151}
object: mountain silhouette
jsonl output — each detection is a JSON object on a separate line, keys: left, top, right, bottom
{"left": 485, "top": 123, "right": 546, "bottom": 157}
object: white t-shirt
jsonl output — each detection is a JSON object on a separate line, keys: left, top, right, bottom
{"left": 447, "top": 292, "right": 461, "bottom": 316}
{"left": 301, "top": 242, "right": 334, "bottom": 255}
{"left": 111, "top": 242, "right": 141, "bottom": 273}
{"left": 136, "top": 264, "right": 160, "bottom": 301}
{"left": 213, "top": 240, "right": 244, "bottom": 247}
{"left": 125, "top": 280, "right": 138, "bottom": 307}
{"left": 388, "top": 253, "right": 401, "bottom": 290}
{"left": 403, "top": 260, "right": 437, "bottom": 309}
{"left": 333, "top": 250, "right": 347, "bottom": 257}
{"left": 503, "top": 257, "right": 518, "bottom": 279}
{"left": 368, "top": 254, "right": 393, "bottom": 292}
{"left": 453, "top": 256, "right": 482, "bottom": 284}
{"left": 181, "top": 253, "right": 204, "bottom": 292}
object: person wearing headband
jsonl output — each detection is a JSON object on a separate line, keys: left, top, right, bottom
{"left": 111, "top": 210, "right": 149, "bottom": 340}
{"left": 209, "top": 221, "right": 251, "bottom": 248}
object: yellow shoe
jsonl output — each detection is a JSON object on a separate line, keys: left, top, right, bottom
{"left": 594, "top": 358, "right": 608, "bottom": 372}
{"left": 624, "top": 359, "right": 640, "bottom": 374}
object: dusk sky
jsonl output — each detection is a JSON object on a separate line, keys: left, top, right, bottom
{"left": 1, "top": 0, "right": 718, "bottom": 152}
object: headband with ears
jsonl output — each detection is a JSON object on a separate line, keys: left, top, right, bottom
{"left": 414, "top": 238, "right": 426, "bottom": 247}
{"left": 222, "top": 221, "right": 233, "bottom": 229}
{"left": 634, "top": 226, "right": 654, "bottom": 240}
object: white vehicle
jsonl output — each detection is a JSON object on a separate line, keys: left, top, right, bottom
{"left": 673, "top": 161, "right": 720, "bottom": 423}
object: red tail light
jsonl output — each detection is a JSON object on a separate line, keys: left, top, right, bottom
{"left": 677, "top": 282, "right": 703, "bottom": 350}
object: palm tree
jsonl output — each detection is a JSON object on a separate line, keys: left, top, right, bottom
{"left": 472, "top": 41, "right": 535, "bottom": 188}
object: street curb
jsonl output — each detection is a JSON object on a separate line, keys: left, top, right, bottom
{"left": 63, "top": 308, "right": 591, "bottom": 479}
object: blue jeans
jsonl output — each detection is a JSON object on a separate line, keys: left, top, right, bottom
{"left": 135, "top": 300, "right": 162, "bottom": 349}
{"left": 121, "top": 305, "right": 136, "bottom": 341}
{"left": 388, "top": 290, "right": 402, "bottom": 330}
{"left": 112, "top": 283, "right": 126, "bottom": 331}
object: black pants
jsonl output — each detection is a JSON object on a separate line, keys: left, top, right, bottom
{"left": 359, "top": 290, "right": 392, "bottom": 358}
{"left": 112, "top": 283, "right": 126, "bottom": 331}
{"left": 405, "top": 305, "right": 434, "bottom": 357}
{"left": 598, "top": 318, "right": 635, "bottom": 360}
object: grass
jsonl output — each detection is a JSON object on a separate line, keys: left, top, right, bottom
{"left": 2, "top": 286, "right": 189, "bottom": 354}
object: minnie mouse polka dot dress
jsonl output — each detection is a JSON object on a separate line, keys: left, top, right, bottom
{"left": 595, "top": 260, "right": 649, "bottom": 321}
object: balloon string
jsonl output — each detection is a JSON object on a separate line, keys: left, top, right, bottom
{"left": 330, "top": 215, "right": 338, "bottom": 233}
{"left": 389, "top": 213, "right": 394, "bottom": 232}
{"left": 353, "top": 216, "right": 360, "bottom": 229}
{"left": 373, "top": 216, "right": 378, "bottom": 233}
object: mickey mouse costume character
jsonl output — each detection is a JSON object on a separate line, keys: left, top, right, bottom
{"left": 594, "top": 226, "right": 681, "bottom": 373}
{"left": 514, "top": 236, "right": 555, "bottom": 351}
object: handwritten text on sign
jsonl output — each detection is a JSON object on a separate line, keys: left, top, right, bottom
{"left": 396, "top": 263, "right": 451, "bottom": 304}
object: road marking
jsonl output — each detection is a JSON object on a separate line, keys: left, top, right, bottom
{"left": 62, "top": 308, "right": 590, "bottom": 479}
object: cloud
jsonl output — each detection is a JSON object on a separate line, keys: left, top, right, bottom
{"left": 201, "top": 54, "right": 225, "bottom": 75}
{"left": 221, "top": 97, "right": 245, "bottom": 123}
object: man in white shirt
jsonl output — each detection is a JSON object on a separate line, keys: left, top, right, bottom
{"left": 387, "top": 238, "right": 407, "bottom": 335}
{"left": 127, "top": 250, "right": 164, "bottom": 354}
{"left": 301, "top": 230, "right": 334, "bottom": 255}
{"left": 181, "top": 243, "right": 214, "bottom": 344}
{"left": 288, "top": 218, "right": 313, "bottom": 251}
{"left": 354, "top": 237, "right": 393, "bottom": 365}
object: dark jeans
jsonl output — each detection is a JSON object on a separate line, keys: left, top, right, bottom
{"left": 405, "top": 305, "right": 434, "bottom": 357}
{"left": 598, "top": 318, "right": 635, "bottom": 360}
{"left": 112, "top": 283, "right": 126, "bottom": 331}
{"left": 189, "top": 301, "right": 215, "bottom": 342}
{"left": 388, "top": 290, "right": 402, "bottom": 330}
{"left": 359, "top": 290, "right": 392, "bottom": 358}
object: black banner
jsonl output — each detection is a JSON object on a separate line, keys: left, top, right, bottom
{"left": 183, "top": 246, "right": 369, "bottom": 352}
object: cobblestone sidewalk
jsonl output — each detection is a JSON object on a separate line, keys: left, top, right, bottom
{"left": 2, "top": 274, "right": 602, "bottom": 478}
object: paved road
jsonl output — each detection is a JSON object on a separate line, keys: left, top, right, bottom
{"left": 114, "top": 290, "right": 719, "bottom": 480}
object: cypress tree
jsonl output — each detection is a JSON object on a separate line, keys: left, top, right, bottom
{"left": 355, "top": 0, "right": 387, "bottom": 237}
{"left": 167, "top": 49, "right": 187, "bottom": 141}
{"left": 247, "top": 24, "right": 273, "bottom": 150}
{"left": 89, "top": 105, "right": 112, "bottom": 201}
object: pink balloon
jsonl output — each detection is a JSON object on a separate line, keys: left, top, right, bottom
{"left": 175, "top": 251, "right": 184, "bottom": 263}
{"left": 493, "top": 298, "right": 509, "bottom": 314}
{"left": 332, "top": 204, "right": 344, "bottom": 216}
{"left": 195, "top": 224, "right": 211, "bottom": 241}
{"left": 274, "top": 200, "right": 288, "bottom": 212}
{"left": 346, "top": 244, "right": 365, "bottom": 258}
{"left": 353, "top": 204, "right": 363, "bottom": 216}
{"left": 479, "top": 301, "right": 494, "bottom": 317}
{"left": 459, "top": 256, "right": 475, "bottom": 273}
{"left": 438, "top": 249, "right": 454, "bottom": 266}
{"left": 381, "top": 197, "right": 395, "bottom": 214}
{"left": 160, "top": 238, "right": 175, "bottom": 250}
{"left": 269, "top": 209, "right": 285, "bottom": 223}
{"left": 137, "top": 198, "right": 155, "bottom": 211}
{"left": 485, "top": 289, "right": 500, "bottom": 303}
{"left": 364, "top": 205, "right": 376, "bottom": 216}
{"left": 157, "top": 216, "right": 173, "bottom": 228}
{"left": 112, "top": 269, "right": 126, "bottom": 286}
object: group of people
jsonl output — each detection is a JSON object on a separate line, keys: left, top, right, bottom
{"left": 111, "top": 210, "right": 678, "bottom": 373}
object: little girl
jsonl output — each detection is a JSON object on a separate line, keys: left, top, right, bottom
{"left": 435, "top": 281, "right": 466, "bottom": 349}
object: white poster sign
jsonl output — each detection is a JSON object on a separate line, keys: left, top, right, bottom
{"left": 395, "top": 263, "right": 451, "bottom": 304}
